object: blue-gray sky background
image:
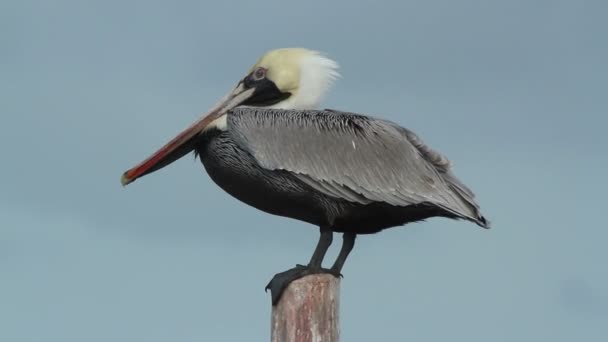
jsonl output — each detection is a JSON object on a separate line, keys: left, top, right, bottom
{"left": 1, "top": 0, "right": 606, "bottom": 341}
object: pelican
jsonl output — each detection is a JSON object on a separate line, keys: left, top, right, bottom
{"left": 121, "top": 48, "right": 490, "bottom": 304}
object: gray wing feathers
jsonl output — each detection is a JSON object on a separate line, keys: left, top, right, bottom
{"left": 228, "top": 108, "right": 487, "bottom": 226}
{"left": 403, "top": 129, "right": 451, "bottom": 173}
{"left": 296, "top": 174, "right": 374, "bottom": 204}
{"left": 399, "top": 127, "right": 486, "bottom": 224}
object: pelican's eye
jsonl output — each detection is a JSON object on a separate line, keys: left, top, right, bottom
{"left": 253, "top": 67, "right": 267, "bottom": 80}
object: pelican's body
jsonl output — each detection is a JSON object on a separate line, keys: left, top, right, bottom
{"left": 121, "top": 48, "right": 490, "bottom": 304}
{"left": 198, "top": 108, "right": 487, "bottom": 234}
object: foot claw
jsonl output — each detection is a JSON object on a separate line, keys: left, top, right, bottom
{"left": 329, "top": 268, "right": 343, "bottom": 278}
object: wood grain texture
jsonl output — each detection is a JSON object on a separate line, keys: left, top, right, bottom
{"left": 271, "top": 274, "right": 340, "bottom": 342}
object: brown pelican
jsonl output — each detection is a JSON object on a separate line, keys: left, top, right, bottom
{"left": 121, "top": 48, "right": 490, "bottom": 304}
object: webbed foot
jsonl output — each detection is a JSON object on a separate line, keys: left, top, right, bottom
{"left": 265, "top": 265, "right": 341, "bottom": 305}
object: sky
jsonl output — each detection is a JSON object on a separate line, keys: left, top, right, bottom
{"left": 1, "top": 0, "right": 607, "bottom": 341}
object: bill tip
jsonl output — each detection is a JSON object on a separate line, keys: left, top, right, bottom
{"left": 121, "top": 173, "right": 132, "bottom": 187}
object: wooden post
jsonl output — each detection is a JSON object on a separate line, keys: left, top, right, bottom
{"left": 271, "top": 274, "right": 340, "bottom": 342}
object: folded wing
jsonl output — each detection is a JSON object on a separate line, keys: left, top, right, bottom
{"left": 228, "top": 108, "right": 489, "bottom": 227}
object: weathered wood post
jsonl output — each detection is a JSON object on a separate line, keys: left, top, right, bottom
{"left": 271, "top": 274, "right": 340, "bottom": 342}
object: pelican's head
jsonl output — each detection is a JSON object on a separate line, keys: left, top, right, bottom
{"left": 121, "top": 48, "right": 339, "bottom": 186}
{"left": 242, "top": 48, "right": 340, "bottom": 109}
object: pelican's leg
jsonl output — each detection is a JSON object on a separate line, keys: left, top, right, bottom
{"left": 330, "top": 232, "right": 356, "bottom": 275}
{"left": 306, "top": 227, "right": 333, "bottom": 269}
{"left": 265, "top": 227, "right": 338, "bottom": 305}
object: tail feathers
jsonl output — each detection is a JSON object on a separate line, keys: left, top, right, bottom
{"left": 475, "top": 214, "right": 491, "bottom": 229}
{"left": 443, "top": 170, "right": 491, "bottom": 229}
{"left": 440, "top": 204, "right": 491, "bottom": 229}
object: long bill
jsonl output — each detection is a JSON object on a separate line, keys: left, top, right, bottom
{"left": 120, "top": 83, "right": 254, "bottom": 186}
